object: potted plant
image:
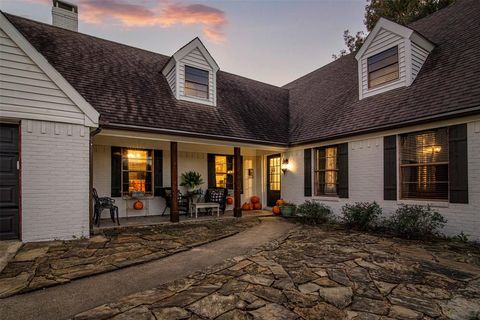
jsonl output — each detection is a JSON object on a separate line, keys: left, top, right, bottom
{"left": 280, "top": 202, "right": 297, "bottom": 217}
{"left": 180, "top": 171, "right": 204, "bottom": 192}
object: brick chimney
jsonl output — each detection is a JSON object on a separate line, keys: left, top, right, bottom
{"left": 52, "top": 0, "right": 78, "bottom": 32}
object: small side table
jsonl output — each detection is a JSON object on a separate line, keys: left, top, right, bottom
{"left": 191, "top": 202, "right": 220, "bottom": 219}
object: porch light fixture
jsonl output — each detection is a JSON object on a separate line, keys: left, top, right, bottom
{"left": 281, "top": 158, "right": 289, "bottom": 175}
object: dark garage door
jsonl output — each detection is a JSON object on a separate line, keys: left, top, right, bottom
{"left": 0, "top": 124, "right": 19, "bottom": 240}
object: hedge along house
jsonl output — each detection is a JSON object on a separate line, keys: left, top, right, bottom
{"left": 0, "top": 0, "right": 479, "bottom": 242}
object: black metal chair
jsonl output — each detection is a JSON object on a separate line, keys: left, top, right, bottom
{"left": 204, "top": 188, "right": 228, "bottom": 214}
{"left": 92, "top": 188, "right": 119, "bottom": 226}
{"left": 159, "top": 187, "right": 188, "bottom": 216}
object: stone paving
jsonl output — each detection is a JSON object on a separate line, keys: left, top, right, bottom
{"left": 0, "top": 217, "right": 261, "bottom": 299}
{"left": 73, "top": 225, "right": 480, "bottom": 320}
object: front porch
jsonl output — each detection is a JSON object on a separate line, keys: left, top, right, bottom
{"left": 91, "top": 128, "right": 287, "bottom": 228}
{"left": 93, "top": 209, "right": 273, "bottom": 232}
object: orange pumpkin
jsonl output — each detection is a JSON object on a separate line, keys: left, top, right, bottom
{"left": 251, "top": 196, "right": 260, "bottom": 204}
{"left": 226, "top": 196, "right": 234, "bottom": 205}
{"left": 133, "top": 200, "right": 143, "bottom": 210}
{"left": 242, "top": 202, "right": 252, "bottom": 210}
{"left": 276, "top": 199, "right": 286, "bottom": 206}
{"left": 272, "top": 206, "right": 281, "bottom": 215}
{"left": 253, "top": 202, "right": 262, "bottom": 210}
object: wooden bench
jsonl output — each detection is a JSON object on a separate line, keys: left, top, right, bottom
{"left": 191, "top": 202, "right": 220, "bottom": 218}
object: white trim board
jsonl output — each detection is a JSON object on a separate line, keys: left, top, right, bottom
{"left": 0, "top": 12, "right": 99, "bottom": 127}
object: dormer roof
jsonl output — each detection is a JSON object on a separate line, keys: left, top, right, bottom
{"left": 355, "top": 18, "right": 434, "bottom": 60}
{"left": 162, "top": 37, "right": 219, "bottom": 75}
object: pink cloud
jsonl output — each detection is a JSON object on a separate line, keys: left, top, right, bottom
{"left": 29, "top": 0, "right": 227, "bottom": 42}
{"left": 44, "top": 0, "right": 227, "bottom": 42}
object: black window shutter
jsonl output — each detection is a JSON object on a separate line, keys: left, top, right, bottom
{"left": 111, "top": 146, "right": 122, "bottom": 197}
{"left": 304, "top": 148, "right": 312, "bottom": 196}
{"left": 384, "top": 135, "right": 397, "bottom": 200}
{"left": 207, "top": 154, "right": 216, "bottom": 188}
{"left": 449, "top": 124, "right": 468, "bottom": 203}
{"left": 337, "top": 143, "right": 349, "bottom": 198}
{"left": 154, "top": 150, "right": 163, "bottom": 196}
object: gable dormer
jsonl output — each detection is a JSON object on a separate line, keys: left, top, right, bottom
{"left": 162, "top": 38, "right": 219, "bottom": 106}
{"left": 355, "top": 18, "right": 434, "bottom": 100}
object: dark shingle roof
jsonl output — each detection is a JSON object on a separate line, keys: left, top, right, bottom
{"left": 5, "top": 0, "right": 480, "bottom": 146}
{"left": 284, "top": 0, "right": 480, "bottom": 144}
{"left": 6, "top": 14, "right": 290, "bottom": 145}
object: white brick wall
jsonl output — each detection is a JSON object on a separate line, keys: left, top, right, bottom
{"left": 282, "top": 120, "right": 480, "bottom": 242}
{"left": 21, "top": 120, "right": 90, "bottom": 242}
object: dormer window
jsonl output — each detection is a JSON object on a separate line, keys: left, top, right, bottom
{"left": 185, "top": 66, "right": 209, "bottom": 99}
{"left": 368, "top": 46, "right": 399, "bottom": 89}
{"left": 356, "top": 18, "right": 434, "bottom": 99}
{"left": 162, "top": 38, "right": 219, "bottom": 106}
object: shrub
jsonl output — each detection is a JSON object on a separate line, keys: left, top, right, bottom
{"left": 341, "top": 202, "right": 382, "bottom": 230}
{"left": 296, "top": 200, "right": 334, "bottom": 225}
{"left": 388, "top": 205, "right": 447, "bottom": 239}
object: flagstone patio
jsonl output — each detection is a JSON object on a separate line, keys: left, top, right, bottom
{"left": 0, "top": 217, "right": 262, "bottom": 299}
{"left": 73, "top": 225, "right": 480, "bottom": 320}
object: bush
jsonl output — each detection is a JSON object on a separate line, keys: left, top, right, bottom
{"left": 341, "top": 202, "right": 382, "bottom": 230}
{"left": 296, "top": 200, "right": 334, "bottom": 225}
{"left": 388, "top": 205, "right": 447, "bottom": 239}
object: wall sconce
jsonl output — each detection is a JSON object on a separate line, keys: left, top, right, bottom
{"left": 281, "top": 158, "right": 289, "bottom": 175}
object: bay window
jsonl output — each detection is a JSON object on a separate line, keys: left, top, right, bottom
{"left": 314, "top": 146, "right": 338, "bottom": 196}
{"left": 400, "top": 128, "right": 449, "bottom": 200}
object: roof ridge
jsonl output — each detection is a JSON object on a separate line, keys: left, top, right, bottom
{"left": 5, "top": 11, "right": 289, "bottom": 89}
{"left": 219, "top": 70, "right": 286, "bottom": 91}
{"left": 282, "top": 53, "right": 355, "bottom": 88}
{"left": 3, "top": 12, "right": 170, "bottom": 59}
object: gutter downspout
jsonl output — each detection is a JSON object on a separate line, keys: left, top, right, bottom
{"left": 89, "top": 127, "right": 102, "bottom": 235}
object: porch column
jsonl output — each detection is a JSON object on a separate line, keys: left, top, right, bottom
{"left": 234, "top": 146, "right": 242, "bottom": 218}
{"left": 170, "top": 141, "right": 179, "bottom": 223}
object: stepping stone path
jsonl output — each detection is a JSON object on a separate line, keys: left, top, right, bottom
{"left": 0, "top": 218, "right": 261, "bottom": 298}
{"left": 72, "top": 225, "right": 480, "bottom": 320}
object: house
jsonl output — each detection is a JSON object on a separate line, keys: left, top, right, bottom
{"left": 0, "top": 0, "right": 479, "bottom": 242}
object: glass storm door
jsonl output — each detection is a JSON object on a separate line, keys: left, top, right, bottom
{"left": 267, "top": 154, "right": 281, "bottom": 207}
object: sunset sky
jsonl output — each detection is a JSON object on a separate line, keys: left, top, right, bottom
{"left": 0, "top": 0, "right": 366, "bottom": 86}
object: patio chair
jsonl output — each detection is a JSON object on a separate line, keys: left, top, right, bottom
{"left": 159, "top": 187, "right": 188, "bottom": 216}
{"left": 204, "top": 188, "right": 228, "bottom": 214}
{"left": 92, "top": 188, "right": 119, "bottom": 226}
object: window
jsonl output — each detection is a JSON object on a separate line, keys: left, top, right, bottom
{"left": 314, "top": 146, "right": 338, "bottom": 196}
{"left": 368, "top": 46, "right": 399, "bottom": 88}
{"left": 185, "top": 65, "right": 209, "bottom": 99}
{"left": 121, "top": 149, "right": 153, "bottom": 196}
{"left": 214, "top": 155, "right": 234, "bottom": 189}
{"left": 400, "top": 128, "right": 449, "bottom": 200}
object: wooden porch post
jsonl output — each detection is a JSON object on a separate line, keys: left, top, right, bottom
{"left": 170, "top": 141, "right": 179, "bottom": 223}
{"left": 234, "top": 146, "right": 242, "bottom": 218}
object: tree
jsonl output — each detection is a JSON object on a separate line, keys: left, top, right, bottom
{"left": 332, "top": 30, "right": 365, "bottom": 59}
{"left": 333, "top": 0, "right": 455, "bottom": 59}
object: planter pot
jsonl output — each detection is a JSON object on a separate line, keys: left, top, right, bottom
{"left": 281, "top": 205, "right": 296, "bottom": 217}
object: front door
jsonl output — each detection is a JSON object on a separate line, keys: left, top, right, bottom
{"left": 267, "top": 154, "right": 281, "bottom": 207}
{"left": 0, "top": 124, "right": 19, "bottom": 240}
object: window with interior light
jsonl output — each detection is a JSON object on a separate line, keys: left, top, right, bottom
{"left": 314, "top": 146, "right": 339, "bottom": 196}
{"left": 368, "top": 46, "right": 399, "bottom": 89}
{"left": 214, "top": 155, "right": 234, "bottom": 189}
{"left": 400, "top": 128, "right": 449, "bottom": 200}
{"left": 185, "top": 65, "right": 209, "bottom": 99}
{"left": 121, "top": 148, "right": 153, "bottom": 196}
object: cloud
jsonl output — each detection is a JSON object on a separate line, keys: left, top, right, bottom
{"left": 46, "top": 0, "right": 227, "bottom": 42}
